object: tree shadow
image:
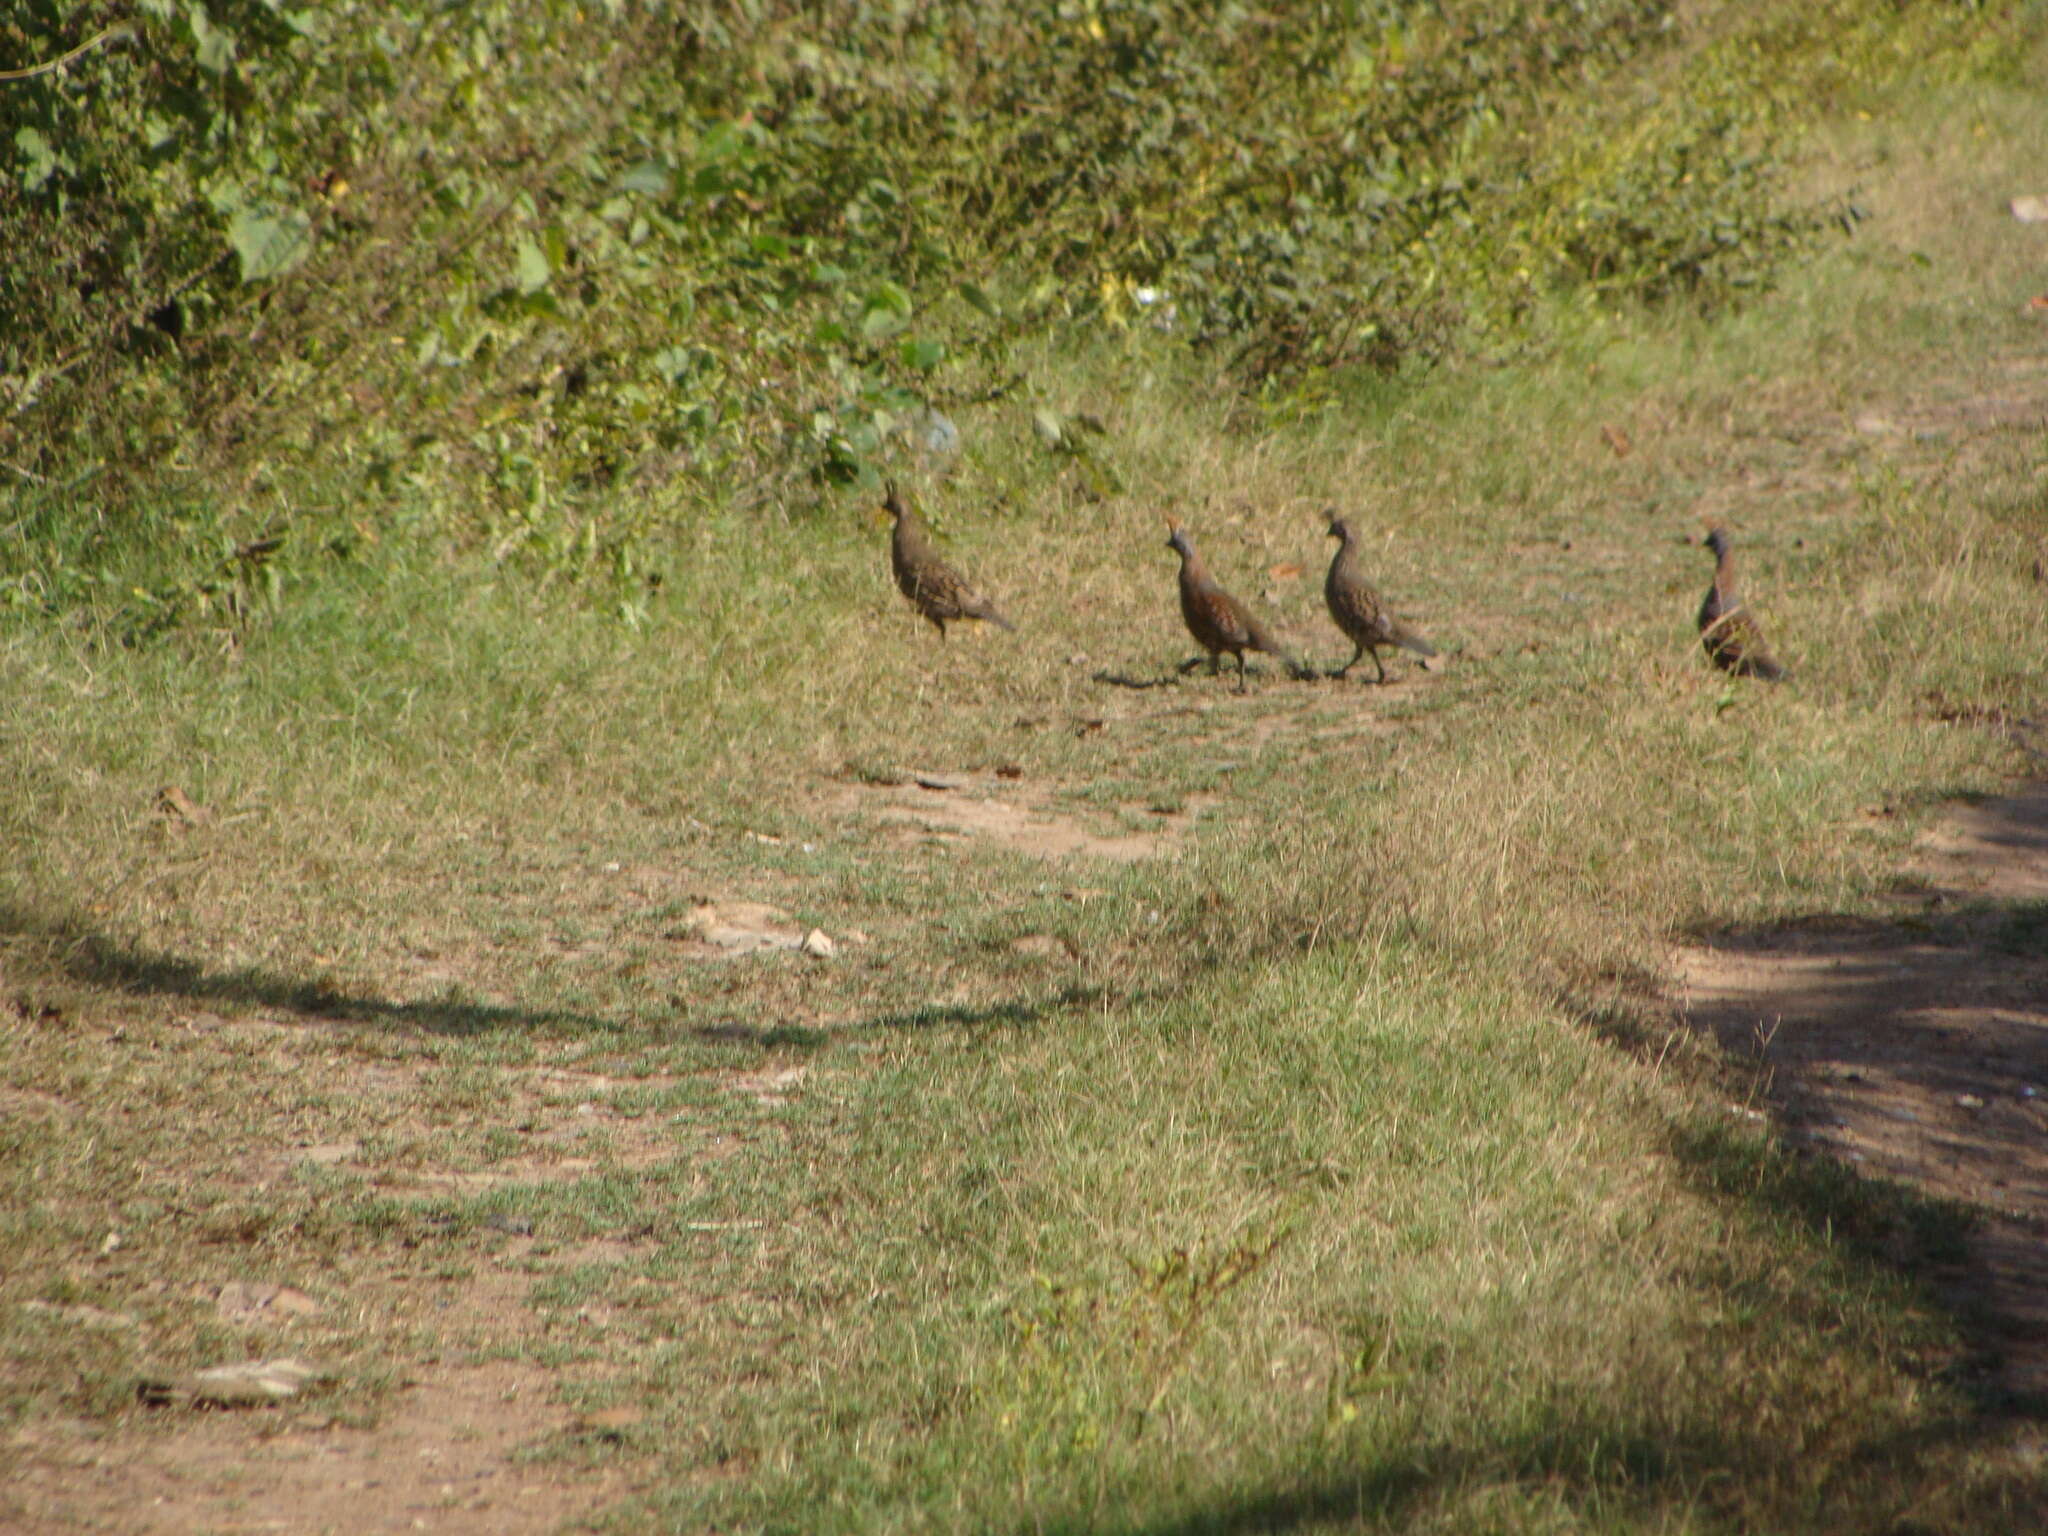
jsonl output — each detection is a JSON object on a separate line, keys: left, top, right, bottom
{"left": 1669, "top": 782, "right": 2048, "bottom": 1410}
{"left": 0, "top": 901, "right": 613, "bottom": 1038}
{"left": 688, "top": 984, "right": 1115, "bottom": 1049}
{"left": 1018, "top": 1401, "right": 2048, "bottom": 1535}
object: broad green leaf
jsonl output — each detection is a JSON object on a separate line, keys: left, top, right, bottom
{"left": 228, "top": 208, "right": 312, "bottom": 282}
{"left": 869, "top": 280, "right": 912, "bottom": 315}
{"left": 514, "top": 235, "right": 550, "bottom": 294}
{"left": 190, "top": 5, "right": 237, "bottom": 73}
{"left": 697, "top": 121, "right": 744, "bottom": 163}
{"left": 899, "top": 338, "right": 946, "bottom": 371}
{"left": 652, "top": 346, "right": 696, "bottom": 383}
{"left": 860, "top": 280, "right": 913, "bottom": 339}
{"left": 860, "top": 306, "right": 907, "bottom": 341}
{"left": 615, "top": 160, "right": 671, "bottom": 197}
{"left": 16, "top": 128, "right": 56, "bottom": 192}
{"left": 959, "top": 281, "right": 1000, "bottom": 318}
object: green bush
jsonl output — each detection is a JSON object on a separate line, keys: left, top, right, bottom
{"left": 0, "top": 0, "right": 2015, "bottom": 609}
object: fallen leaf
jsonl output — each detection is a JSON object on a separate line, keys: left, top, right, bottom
{"left": 1600, "top": 423, "right": 1633, "bottom": 458}
{"left": 2028, "top": 295, "right": 2048, "bottom": 312}
{"left": 1266, "top": 562, "right": 1303, "bottom": 581}
{"left": 994, "top": 764, "right": 1024, "bottom": 780}
{"left": 913, "top": 771, "right": 967, "bottom": 791}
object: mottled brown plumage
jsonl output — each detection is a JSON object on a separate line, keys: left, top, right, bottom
{"left": 886, "top": 482, "right": 1015, "bottom": 639}
{"left": 1166, "top": 520, "right": 1301, "bottom": 691}
{"left": 1697, "top": 527, "right": 1786, "bottom": 682}
{"left": 1323, "top": 513, "right": 1437, "bottom": 683}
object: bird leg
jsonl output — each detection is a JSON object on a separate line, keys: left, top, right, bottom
{"left": 1329, "top": 642, "right": 1364, "bottom": 680}
{"left": 1372, "top": 648, "right": 1388, "bottom": 684}
{"left": 1234, "top": 652, "right": 1249, "bottom": 693}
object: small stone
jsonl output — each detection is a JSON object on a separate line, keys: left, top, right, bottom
{"left": 1957, "top": 1094, "right": 1986, "bottom": 1110}
{"left": 2010, "top": 195, "right": 2048, "bottom": 223}
{"left": 799, "top": 929, "right": 836, "bottom": 960}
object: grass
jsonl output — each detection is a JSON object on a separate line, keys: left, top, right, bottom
{"left": 6, "top": 28, "right": 2048, "bottom": 1536}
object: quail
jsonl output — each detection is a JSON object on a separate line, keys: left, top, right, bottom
{"left": 885, "top": 481, "right": 1015, "bottom": 639}
{"left": 1165, "top": 519, "right": 1302, "bottom": 691}
{"left": 1697, "top": 526, "right": 1786, "bottom": 681}
{"left": 1323, "top": 513, "right": 1438, "bottom": 683}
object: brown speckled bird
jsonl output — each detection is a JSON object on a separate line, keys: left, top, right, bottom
{"left": 1697, "top": 526, "right": 1786, "bottom": 681}
{"left": 886, "top": 481, "right": 1015, "bottom": 639}
{"left": 1323, "top": 513, "right": 1438, "bottom": 683}
{"left": 1166, "top": 520, "right": 1302, "bottom": 691}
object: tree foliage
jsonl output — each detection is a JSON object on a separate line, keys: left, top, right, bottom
{"left": 0, "top": 0, "right": 2015, "bottom": 578}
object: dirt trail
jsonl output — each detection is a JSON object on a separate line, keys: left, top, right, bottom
{"left": 1678, "top": 784, "right": 2048, "bottom": 1400}
{"left": 5, "top": 1357, "right": 627, "bottom": 1536}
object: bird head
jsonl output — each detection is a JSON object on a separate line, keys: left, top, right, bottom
{"left": 1325, "top": 509, "right": 1351, "bottom": 542}
{"left": 880, "top": 479, "right": 908, "bottom": 523}
{"left": 1701, "top": 525, "right": 1730, "bottom": 558}
{"left": 1164, "top": 516, "right": 1191, "bottom": 557}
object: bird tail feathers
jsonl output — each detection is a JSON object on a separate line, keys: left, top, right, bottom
{"left": 1395, "top": 628, "right": 1438, "bottom": 659}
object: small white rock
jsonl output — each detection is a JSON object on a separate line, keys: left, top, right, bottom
{"left": 800, "top": 929, "right": 836, "bottom": 960}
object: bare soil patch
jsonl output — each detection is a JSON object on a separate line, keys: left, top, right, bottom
{"left": 4, "top": 1356, "right": 627, "bottom": 1536}
{"left": 832, "top": 774, "right": 1193, "bottom": 862}
{"left": 1678, "top": 784, "right": 2048, "bottom": 1400}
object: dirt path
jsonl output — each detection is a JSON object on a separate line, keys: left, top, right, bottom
{"left": 1678, "top": 783, "right": 2048, "bottom": 1401}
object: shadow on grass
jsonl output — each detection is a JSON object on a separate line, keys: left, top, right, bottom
{"left": 5, "top": 901, "right": 1113, "bottom": 1046}
{"left": 1657, "top": 781, "right": 2048, "bottom": 1411}
{"left": 688, "top": 985, "right": 1110, "bottom": 1048}
{"left": 1017, "top": 1398, "right": 2048, "bottom": 1535}
{"left": 0, "top": 902, "right": 613, "bottom": 1038}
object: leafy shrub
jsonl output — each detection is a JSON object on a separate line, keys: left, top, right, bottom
{"left": 0, "top": 0, "right": 2017, "bottom": 619}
